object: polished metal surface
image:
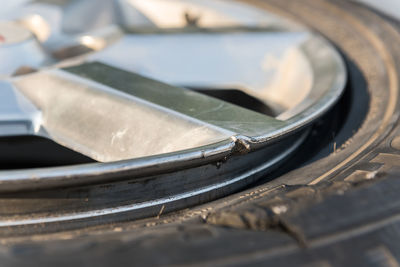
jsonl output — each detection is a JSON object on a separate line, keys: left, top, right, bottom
{"left": 0, "top": 21, "right": 49, "bottom": 76}
{"left": 0, "top": 0, "right": 346, "bottom": 223}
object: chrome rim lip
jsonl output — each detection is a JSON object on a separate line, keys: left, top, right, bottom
{"left": 0, "top": 139, "right": 236, "bottom": 189}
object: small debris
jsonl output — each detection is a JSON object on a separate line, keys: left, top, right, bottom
{"left": 156, "top": 205, "right": 165, "bottom": 219}
{"left": 271, "top": 205, "right": 288, "bottom": 214}
{"left": 344, "top": 170, "right": 380, "bottom": 183}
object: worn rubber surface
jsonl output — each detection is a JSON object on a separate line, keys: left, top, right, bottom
{"left": 3, "top": 0, "right": 400, "bottom": 266}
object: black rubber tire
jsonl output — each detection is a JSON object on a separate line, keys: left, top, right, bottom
{"left": 4, "top": 0, "right": 400, "bottom": 266}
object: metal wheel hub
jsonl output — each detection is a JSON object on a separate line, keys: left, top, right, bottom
{"left": 0, "top": 0, "right": 346, "bottom": 226}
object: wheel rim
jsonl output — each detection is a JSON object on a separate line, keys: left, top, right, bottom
{"left": 0, "top": 0, "right": 346, "bottom": 224}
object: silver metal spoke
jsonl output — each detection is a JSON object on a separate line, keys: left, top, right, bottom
{"left": 12, "top": 68, "right": 235, "bottom": 162}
